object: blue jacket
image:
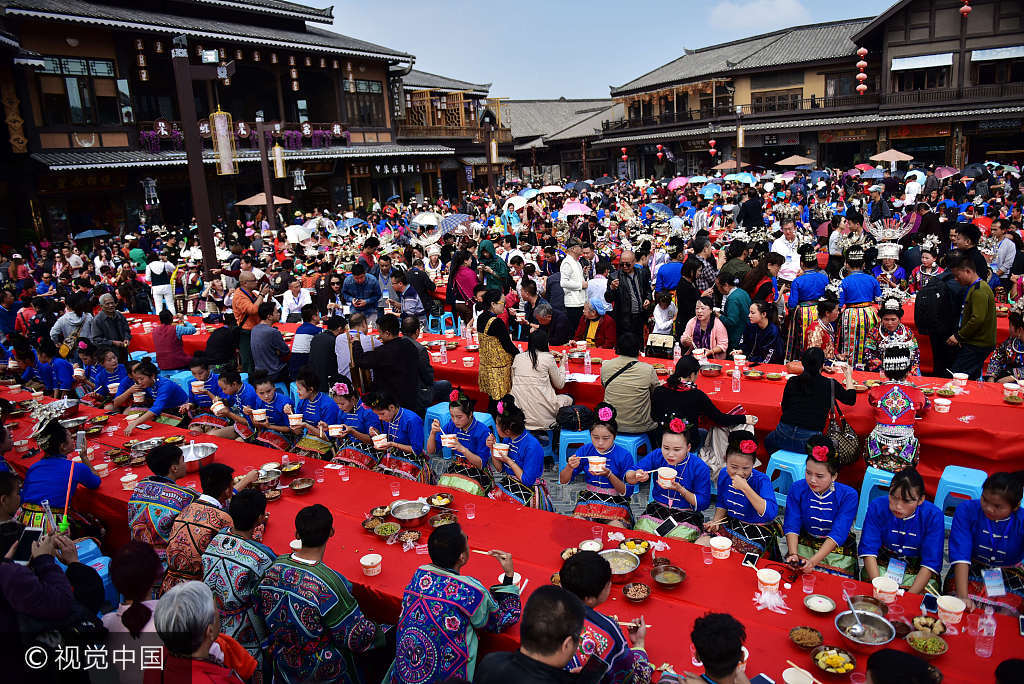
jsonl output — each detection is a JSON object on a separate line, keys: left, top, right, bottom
{"left": 341, "top": 273, "right": 382, "bottom": 314}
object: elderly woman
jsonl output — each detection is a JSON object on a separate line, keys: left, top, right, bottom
{"left": 863, "top": 297, "right": 919, "bottom": 374}
{"left": 573, "top": 295, "right": 617, "bottom": 349}
{"left": 153, "top": 581, "right": 255, "bottom": 683}
{"left": 510, "top": 330, "right": 573, "bottom": 431}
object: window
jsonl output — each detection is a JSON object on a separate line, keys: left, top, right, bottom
{"left": 974, "top": 59, "right": 1024, "bottom": 85}
{"left": 343, "top": 79, "right": 385, "bottom": 126}
{"left": 699, "top": 85, "right": 733, "bottom": 116}
{"left": 892, "top": 67, "right": 950, "bottom": 92}
{"left": 751, "top": 88, "right": 802, "bottom": 113}
{"left": 38, "top": 56, "right": 122, "bottom": 126}
{"left": 825, "top": 74, "right": 858, "bottom": 98}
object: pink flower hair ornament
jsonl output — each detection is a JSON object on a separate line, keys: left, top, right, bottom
{"left": 669, "top": 418, "right": 686, "bottom": 434}
{"left": 78, "top": 341, "right": 88, "bottom": 350}
{"left": 496, "top": 401, "right": 504, "bottom": 415}
{"left": 739, "top": 439, "right": 757, "bottom": 455}
{"left": 449, "top": 389, "right": 460, "bottom": 402}
{"left": 332, "top": 382, "right": 349, "bottom": 396}
{"left": 811, "top": 445, "right": 830, "bottom": 462}
{"left": 597, "top": 406, "right": 613, "bottom": 422}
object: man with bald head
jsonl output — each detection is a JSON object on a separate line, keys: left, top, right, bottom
{"left": 605, "top": 250, "right": 651, "bottom": 337}
{"left": 232, "top": 270, "right": 273, "bottom": 373}
{"left": 92, "top": 292, "right": 132, "bottom": 361}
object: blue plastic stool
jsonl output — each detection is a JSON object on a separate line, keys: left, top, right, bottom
{"left": 557, "top": 429, "right": 591, "bottom": 472}
{"left": 854, "top": 467, "right": 895, "bottom": 532}
{"left": 427, "top": 315, "right": 443, "bottom": 335}
{"left": 423, "top": 401, "right": 450, "bottom": 448}
{"left": 765, "top": 450, "right": 807, "bottom": 508}
{"left": 274, "top": 382, "right": 290, "bottom": 399}
{"left": 531, "top": 429, "right": 555, "bottom": 461}
{"left": 439, "top": 312, "right": 457, "bottom": 335}
{"left": 74, "top": 539, "right": 119, "bottom": 609}
{"left": 288, "top": 381, "right": 299, "bottom": 404}
{"left": 169, "top": 370, "right": 193, "bottom": 393}
{"left": 128, "top": 351, "right": 151, "bottom": 363}
{"left": 615, "top": 434, "right": 652, "bottom": 464}
{"left": 474, "top": 412, "right": 496, "bottom": 437}
{"left": 934, "top": 465, "right": 987, "bottom": 530}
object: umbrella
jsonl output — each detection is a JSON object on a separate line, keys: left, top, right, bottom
{"left": 960, "top": 165, "right": 988, "bottom": 179}
{"left": 712, "top": 159, "right": 748, "bottom": 170}
{"left": 776, "top": 154, "right": 816, "bottom": 167}
{"left": 905, "top": 169, "right": 925, "bottom": 184}
{"left": 519, "top": 188, "right": 540, "bottom": 200}
{"left": 934, "top": 166, "right": 958, "bottom": 180}
{"left": 339, "top": 217, "right": 367, "bottom": 229}
{"left": 538, "top": 185, "right": 564, "bottom": 194}
{"left": 861, "top": 168, "right": 884, "bottom": 180}
{"left": 411, "top": 211, "right": 441, "bottom": 227}
{"left": 439, "top": 213, "right": 472, "bottom": 234}
{"left": 385, "top": 194, "right": 400, "bottom": 203}
{"left": 667, "top": 176, "right": 688, "bottom": 190}
{"left": 633, "top": 179, "right": 650, "bottom": 188}
{"left": 503, "top": 196, "right": 528, "bottom": 211}
{"left": 855, "top": 163, "right": 875, "bottom": 172}
{"left": 564, "top": 181, "right": 588, "bottom": 192}
{"left": 286, "top": 224, "right": 313, "bottom": 243}
{"left": 235, "top": 192, "right": 292, "bottom": 206}
{"left": 73, "top": 229, "right": 110, "bottom": 239}
{"left": 845, "top": 168, "right": 862, "bottom": 177}
{"left": 592, "top": 176, "right": 616, "bottom": 187}
{"left": 809, "top": 170, "right": 829, "bottom": 183}
{"left": 871, "top": 149, "right": 914, "bottom": 163}
{"left": 723, "top": 173, "right": 740, "bottom": 181}
{"left": 734, "top": 172, "right": 757, "bottom": 185}
{"left": 645, "top": 203, "right": 673, "bottom": 218}
{"left": 688, "top": 175, "right": 709, "bottom": 184}
{"left": 559, "top": 202, "right": 592, "bottom": 216}
{"left": 779, "top": 171, "right": 797, "bottom": 181}
{"left": 701, "top": 183, "right": 722, "bottom": 198}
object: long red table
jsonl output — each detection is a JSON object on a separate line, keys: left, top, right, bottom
{"left": 3, "top": 390, "right": 1018, "bottom": 680}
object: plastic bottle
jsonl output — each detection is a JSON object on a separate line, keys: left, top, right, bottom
{"left": 732, "top": 369, "right": 741, "bottom": 393}
{"left": 975, "top": 606, "right": 996, "bottom": 658}
{"left": 560, "top": 353, "right": 568, "bottom": 381}
{"left": 583, "top": 349, "right": 592, "bottom": 375}
{"left": 440, "top": 342, "right": 448, "bottom": 363}
{"left": 673, "top": 342, "right": 681, "bottom": 364}
{"left": 76, "top": 430, "right": 86, "bottom": 459}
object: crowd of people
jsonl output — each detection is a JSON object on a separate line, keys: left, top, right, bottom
{"left": 0, "top": 160, "right": 1022, "bottom": 681}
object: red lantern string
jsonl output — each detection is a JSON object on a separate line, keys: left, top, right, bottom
{"left": 960, "top": 0, "right": 971, "bottom": 17}
{"left": 856, "top": 47, "right": 869, "bottom": 95}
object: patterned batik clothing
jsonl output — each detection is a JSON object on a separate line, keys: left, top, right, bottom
{"left": 202, "top": 532, "right": 276, "bottom": 659}
{"left": 127, "top": 476, "right": 196, "bottom": 560}
{"left": 161, "top": 499, "right": 232, "bottom": 595}
{"left": 258, "top": 554, "right": 390, "bottom": 684}
{"left": 488, "top": 431, "right": 552, "bottom": 511}
{"left": 632, "top": 450, "right": 711, "bottom": 541}
{"left": 987, "top": 336, "right": 1024, "bottom": 382}
{"left": 567, "top": 606, "right": 653, "bottom": 684}
{"left": 387, "top": 564, "right": 520, "bottom": 684}
{"left": 863, "top": 323, "right": 920, "bottom": 373}
{"left": 804, "top": 320, "right": 837, "bottom": 360}
{"left": 865, "top": 382, "right": 927, "bottom": 471}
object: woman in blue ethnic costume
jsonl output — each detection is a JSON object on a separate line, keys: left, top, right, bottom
{"left": 326, "top": 377, "right": 381, "bottom": 471}
{"left": 183, "top": 356, "right": 231, "bottom": 433}
{"left": 197, "top": 367, "right": 262, "bottom": 441}
{"left": 387, "top": 523, "right": 520, "bottom": 684}
{"left": 858, "top": 467, "right": 943, "bottom": 594}
{"left": 486, "top": 394, "right": 551, "bottom": 511}
{"left": 559, "top": 550, "right": 653, "bottom": 684}
{"left": 364, "top": 390, "right": 429, "bottom": 483}
{"left": 703, "top": 431, "right": 781, "bottom": 559}
{"left": 865, "top": 342, "right": 928, "bottom": 472}
{"left": 86, "top": 346, "right": 131, "bottom": 408}
{"left": 863, "top": 297, "right": 920, "bottom": 375}
{"left": 784, "top": 245, "right": 829, "bottom": 361}
{"left": 427, "top": 388, "right": 493, "bottom": 496}
{"left": 987, "top": 309, "right": 1024, "bottom": 383}
{"left": 246, "top": 370, "right": 297, "bottom": 451}
{"left": 122, "top": 357, "right": 190, "bottom": 435}
{"left": 258, "top": 504, "right": 391, "bottom": 683}
{"left": 626, "top": 417, "right": 711, "bottom": 542}
{"left": 782, "top": 435, "right": 859, "bottom": 578}
{"left": 288, "top": 367, "right": 341, "bottom": 460}
{"left": 946, "top": 472, "right": 1024, "bottom": 615}
{"left": 73, "top": 339, "right": 104, "bottom": 403}
{"left": 558, "top": 402, "right": 634, "bottom": 528}
{"left": 838, "top": 245, "right": 881, "bottom": 368}
{"left": 201, "top": 489, "right": 275, "bottom": 678}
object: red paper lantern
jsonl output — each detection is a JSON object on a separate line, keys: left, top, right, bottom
{"left": 620, "top": 147, "right": 627, "bottom": 154}
{"left": 657, "top": 152, "right": 664, "bottom": 160}
{"left": 708, "top": 139, "right": 716, "bottom": 147}
{"left": 960, "top": 2, "right": 971, "bottom": 17}
{"left": 856, "top": 72, "right": 868, "bottom": 82}
{"left": 856, "top": 60, "right": 868, "bottom": 70}
{"left": 656, "top": 144, "right": 663, "bottom": 151}
{"left": 857, "top": 47, "right": 868, "bottom": 59}
{"left": 621, "top": 154, "right": 628, "bottom": 161}
{"left": 709, "top": 149, "right": 717, "bottom": 157}
{"left": 856, "top": 84, "right": 868, "bottom": 94}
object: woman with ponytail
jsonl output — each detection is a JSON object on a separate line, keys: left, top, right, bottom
{"left": 104, "top": 541, "right": 161, "bottom": 638}
{"left": 487, "top": 395, "right": 552, "bottom": 511}
{"left": 428, "top": 388, "right": 493, "bottom": 496}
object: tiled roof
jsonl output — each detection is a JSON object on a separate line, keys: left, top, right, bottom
{"left": 458, "top": 156, "right": 514, "bottom": 165}
{"left": 545, "top": 103, "right": 625, "bottom": 142}
{"left": 190, "top": 0, "right": 333, "bottom": 23}
{"left": 611, "top": 17, "right": 872, "bottom": 96}
{"left": 32, "top": 143, "right": 455, "bottom": 171}
{"left": 403, "top": 69, "right": 490, "bottom": 95}
{"left": 3, "top": 0, "right": 412, "bottom": 61}
{"left": 500, "top": 99, "right": 614, "bottom": 140}
{"left": 0, "top": 26, "right": 18, "bottom": 49}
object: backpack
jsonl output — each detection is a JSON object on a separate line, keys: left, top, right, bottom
{"left": 914, "top": 274, "right": 952, "bottom": 336}
{"left": 556, "top": 405, "right": 594, "bottom": 432}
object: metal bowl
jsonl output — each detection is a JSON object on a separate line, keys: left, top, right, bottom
{"left": 598, "top": 549, "right": 640, "bottom": 584}
{"left": 289, "top": 477, "right": 314, "bottom": 494}
{"left": 847, "top": 594, "right": 889, "bottom": 617}
{"left": 390, "top": 500, "right": 431, "bottom": 528}
{"left": 622, "top": 582, "right": 651, "bottom": 604}
{"left": 280, "top": 460, "right": 305, "bottom": 476}
{"left": 834, "top": 610, "right": 895, "bottom": 651}
{"left": 130, "top": 437, "right": 166, "bottom": 459}
{"left": 56, "top": 398, "right": 81, "bottom": 418}
{"left": 181, "top": 442, "right": 217, "bottom": 473}
{"left": 649, "top": 564, "right": 686, "bottom": 589}
{"left": 699, "top": 363, "right": 722, "bottom": 377}
{"left": 59, "top": 417, "right": 89, "bottom": 430}
{"left": 254, "top": 468, "right": 281, "bottom": 492}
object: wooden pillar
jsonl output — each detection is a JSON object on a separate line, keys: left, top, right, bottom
{"left": 275, "top": 68, "right": 286, "bottom": 122}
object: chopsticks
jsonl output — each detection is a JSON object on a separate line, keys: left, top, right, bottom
{"left": 786, "top": 660, "right": 823, "bottom": 684}
{"left": 470, "top": 549, "right": 491, "bottom": 555}
{"left": 616, "top": 620, "right": 652, "bottom": 628}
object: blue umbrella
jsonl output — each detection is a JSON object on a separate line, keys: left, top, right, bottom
{"left": 645, "top": 203, "right": 673, "bottom": 218}
{"left": 688, "top": 175, "right": 709, "bottom": 184}
{"left": 734, "top": 172, "right": 757, "bottom": 185}
{"left": 904, "top": 169, "right": 925, "bottom": 184}
{"left": 723, "top": 173, "right": 740, "bottom": 181}
{"left": 439, "top": 213, "right": 472, "bottom": 234}
{"left": 519, "top": 188, "right": 539, "bottom": 199}
{"left": 861, "top": 168, "right": 884, "bottom": 179}
{"left": 385, "top": 194, "right": 400, "bottom": 203}
{"left": 809, "top": 170, "right": 829, "bottom": 183}
{"left": 701, "top": 183, "right": 722, "bottom": 198}
{"left": 338, "top": 218, "right": 367, "bottom": 228}
{"left": 73, "top": 229, "right": 110, "bottom": 239}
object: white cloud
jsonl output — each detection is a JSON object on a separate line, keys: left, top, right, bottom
{"left": 708, "top": 0, "right": 812, "bottom": 36}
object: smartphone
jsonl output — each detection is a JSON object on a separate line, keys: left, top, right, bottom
{"left": 749, "top": 675, "right": 776, "bottom": 684}
{"left": 12, "top": 527, "right": 42, "bottom": 565}
{"left": 1018, "top": 615, "right": 1024, "bottom": 636}
{"left": 921, "top": 594, "right": 938, "bottom": 613}
{"left": 741, "top": 552, "right": 760, "bottom": 569}
{"left": 576, "top": 655, "right": 609, "bottom": 684}
{"left": 655, "top": 516, "right": 678, "bottom": 537}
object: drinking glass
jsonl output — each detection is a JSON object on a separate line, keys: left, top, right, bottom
{"left": 842, "top": 580, "right": 857, "bottom": 600}
{"left": 465, "top": 503, "right": 476, "bottom": 520}
{"left": 802, "top": 573, "right": 816, "bottom": 594}
{"left": 339, "top": 466, "right": 350, "bottom": 482}
{"left": 850, "top": 674, "right": 866, "bottom": 684}
{"left": 591, "top": 525, "right": 602, "bottom": 543}
{"left": 390, "top": 481, "right": 401, "bottom": 498}
{"left": 315, "top": 468, "right": 325, "bottom": 483}
{"left": 702, "top": 546, "right": 713, "bottom": 565}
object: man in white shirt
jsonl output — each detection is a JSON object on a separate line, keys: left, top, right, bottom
{"left": 904, "top": 176, "right": 922, "bottom": 206}
{"left": 770, "top": 219, "right": 801, "bottom": 285}
{"left": 146, "top": 251, "right": 177, "bottom": 314}
{"left": 560, "top": 238, "right": 587, "bottom": 333}
{"left": 64, "top": 247, "right": 84, "bottom": 277}
{"left": 281, "top": 279, "right": 312, "bottom": 323}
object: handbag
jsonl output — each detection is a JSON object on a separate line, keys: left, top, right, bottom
{"left": 826, "top": 380, "right": 860, "bottom": 466}
{"left": 58, "top": 319, "right": 87, "bottom": 359}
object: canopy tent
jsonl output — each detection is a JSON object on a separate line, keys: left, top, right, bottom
{"left": 711, "top": 159, "right": 749, "bottom": 170}
{"left": 235, "top": 192, "right": 293, "bottom": 206}
{"left": 775, "top": 155, "right": 816, "bottom": 167}
{"left": 870, "top": 149, "right": 914, "bottom": 163}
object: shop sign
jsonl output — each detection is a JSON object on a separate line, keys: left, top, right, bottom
{"left": 422, "top": 161, "right": 438, "bottom": 173}
{"left": 888, "top": 124, "right": 951, "bottom": 139}
{"left": 153, "top": 118, "right": 173, "bottom": 138}
{"left": 235, "top": 121, "right": 251, "bottom": 138}
{"left": 464, "top": 165, "right": 474, "bottom": 183}
{"left": 818, "top": 128, "right": 875, "bottom": 143}
{"left": 198, "top": 120, "right": 212, "bottom": 138}
{"left": 748, "top": 133, "right": 799, "bottom": 147}
{"left": 37, "top": 172, "right": 125, "bottom": 193}
{"left": 350, "top": 163, "right": 371, "bottom": 178}
{"left": 372, "top": 162, "right": 423, "bottom": 177}
{"left": 682, "top": 139, "right": 708, "bottom": 151}
{"left": 974, "top": 118, "right": 1022, "bottom": 131}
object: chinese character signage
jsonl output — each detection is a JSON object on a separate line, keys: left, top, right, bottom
{"left": 371, "top": 162, "right": 422, "bottom": 177}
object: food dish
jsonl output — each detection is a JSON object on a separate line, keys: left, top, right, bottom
{"left": 906, "top": 631, "right": 948, "bottom": 659}
{"left": 911, "top": 616, "right": 946, "bottom": 635}
{"left": 789, "top": 626, "right": 824, "bottom": 650}
{"left": 766, "top": 372, "right": 783, "bottom": 380}
{"left": 370, "top": 504, "right": 391, "bottom": 518}
{"left": 288, "top": 478, "right": 314, "bottom": 494}
{"left": 374, "top": 521, "right": 401, "bottom": 537}
{"left": 847, "top": 595, "right": 888, "bottom": 616}
{"left": 264, "top": 489, "right": 281, "bottom": 502}
{"left": 622, "top": 582, "right": 651, "bottom": 603}
{"left": 428, "top": 493, "right": 454, "bottom": 507}
{"left": 811, "top": 646, "right": 855, "bottom": 674}
{"left": 598, "top": 549, "right": 640, "bottom": 582}
{"left": 560, "top": 547, "right": 579, "bottom": 560}
{"left": 743, "top": 370, "right": 763, "bottom": 379}
{"left": 803, "top": 594, "right": 836, "bottom": 614}
{"left": 936, "top": 388, "right": 956, "bottom": 397}
{"left": 649, "top": 564, "right": 685, "bottom": 589}
{"left": 854, "top": 384, "right": 869, "bottom": 393}
{"left": 362, "top": 516, "right": 385, "bottom": 531}
{"left": 1004, "top": 394, "right": 1023, "bottom": 405}
{"left": 163, "top": 435, "right": 184, "bottom": 445}
{"left": 281, "top": 461, "right": 304, "bottom": 474}
{"left": 619, "top": 538, "right": 651, "bottom": 556}
{"left": 835, "top": 610, "right": 895, "bottom": 649}
{"left": 397, "top": 530, "right": 421, "bottom": 544}
{"left": 429, "top": 512, "right": 458, "bottom": 528}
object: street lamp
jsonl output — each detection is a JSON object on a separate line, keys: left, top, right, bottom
{"left": 735, "top": 104, "right": 744, "bottom": 172}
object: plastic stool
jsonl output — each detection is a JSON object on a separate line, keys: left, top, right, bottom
{"left": 531, "top": 429, "right": 555, "bottom": 461}
{"left": 170, "top": 370, "right": 194, "bottom": 393}
{"left": 765, "top": 450, "right": 807, "bottom": 508}
{"left": 73, "top": 539, "right": 119, "bottom": 609}
{"left": 439, "top": 312, "right": 456, "bottom": 335}
{"left": 854, "top": 466, "right": 894, "bottom": 532}
{"left": 427, "top": 315, "right": 443, "bottom": 335}
{"left": 934, "top": 465, "right": 988, "bottom": 530}
{"left": 289, "top": 382, "right": 299, "bottom": 404}
{"left": 557, "top": 429, "right": 591, "bottom": 472}
{"left": 274, "top": 382, "right": 290, "bottom": 399}
{"left": 128, "top": 351, "right": 152, "bottom": 364}
{"left": 423, "top": 401, "right": 450, "bottom": 447}
{"left": 474, "top": 411, "right": 496, "bottom": 437}
{"left": 615, "top": 434, "right": 652, "bottom": 464}
{"left": 239, "top": 373, "right": 248, "bottom": 385}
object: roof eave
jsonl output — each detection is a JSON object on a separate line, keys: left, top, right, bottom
{"left": 851, "top": 0, "right": 910, "bottom": 45}
{"left": 192, "top": 0, "right": 335, "bottom": 25}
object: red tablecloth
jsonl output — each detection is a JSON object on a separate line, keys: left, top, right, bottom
{"left": 426, "top": 336, "right": 1024, "bottom": 496}
{"left": 127, "top": 315, "right": 300, "bottom": 358}
{"left": 901, "top": 301, "right": 1009, "bottom": 376}
{"left": 3, "top": 390, "right": 1018, "bottom": 680}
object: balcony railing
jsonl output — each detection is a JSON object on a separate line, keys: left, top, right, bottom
{"left": 397, "top": 123, "right": 513, "bottom": 143}
{"left": 882, "top": 82, "right": 1024, "bottom": 107}
{"left": 133, "top": 121, "right": 370, "bottom": 154}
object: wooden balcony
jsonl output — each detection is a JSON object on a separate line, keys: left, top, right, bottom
{"left": 132, "top": 121, "right": 378, "bottom": 153}
{"left": 398, "top": 123, "right": 512, "bottom": 143}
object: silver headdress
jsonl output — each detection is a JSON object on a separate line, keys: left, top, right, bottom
{"left": 880, "top": 338, "right": 914, "bottom": 373}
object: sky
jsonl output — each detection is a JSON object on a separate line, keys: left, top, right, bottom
{"left": 311, "top": 0, "right": 896, "bottom": 100}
